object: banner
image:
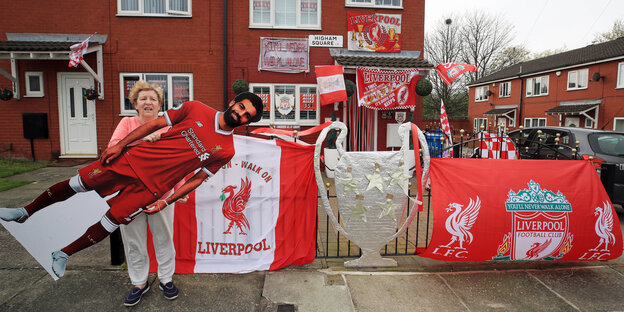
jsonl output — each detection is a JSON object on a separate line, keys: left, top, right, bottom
{"left": 440, "top": 100, "right": 453, "bottom": 157}
{"left": 347, "top": 12, "right": 401, "bottom": 52}
{"left": 356, "top": 67, "right": 418, "bottom": 110}
{"left": 258, "top": 37, "right": 309, "bottom": 73}
{"left": 418, "top": 159, "right": 622, "bottom": 261}
{"left": 315, "top": 65, "right": 347, "bottom": 105}
{"left": 435, "top": 63, "right": 478, "bottom": 86}
{"left": 150, "top": 135, "right": 317, "bottom": 273}
{"left": 68, "top": 34, "right": 94, "bottom": 67}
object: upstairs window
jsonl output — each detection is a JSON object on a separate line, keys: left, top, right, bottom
{"left": 118, "top": 0, "right": 191, "bottom": 17}
{"left": 526, "top": 75, "right": 549, "bottom": 97}
{"left": 499, "top": 81, "right": 511, "bottom": 97}
{"left": 617, "top": 62, "right": 624, "bottom": 89}
{"left": 250, "top": 0, "right": 320, "bottom": 29}
{"left": 346, "top": 0, "right": 402, "bottom": 8}
{"left": 567, "top": 69, "right": 588, "bottom": 90}
{"left": 475, "top": 86, "right": 489, "bottom": 102}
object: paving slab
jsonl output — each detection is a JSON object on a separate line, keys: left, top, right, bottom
{"left": 439, "top": 270, "right": 575, "bottom": 311}
{"left": 529, "top": 266, "right": 624, "bottom": 311}
{"left": 263, "top": 271, "right": 353, "bottom": 312}
{"left": 0, "top": 269, "right": 48, "bottom": 304}
{"left": 346, "top": 273, "right": 468, "bottom": 312}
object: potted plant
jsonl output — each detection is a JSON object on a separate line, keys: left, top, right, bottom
{"left": 324, "top": 112, "right": 339, "bottom": 178}
{"left": 415, "top": 78, "right": 432, "bottom": 96}
{"left": 83, "top": 88, "right": 98, "bottom": 100}
{"left": 232, "top": 79, "right": 249, "bottom": 94}
{"left": 345, "top": 79, "right": 356, "bottom": 98}
{"left": 0, "top": 88, "right": 13, "bottom": 101}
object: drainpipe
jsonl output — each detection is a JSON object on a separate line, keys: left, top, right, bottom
{"left": 517, "top": 64, "right": 523, "bottom": 128}
{"left": 223, "top": 0, "right": 228, "bottom": 110}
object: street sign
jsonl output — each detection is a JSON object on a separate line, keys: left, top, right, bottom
{"left": 308, "top": 35, "right": 343, "bottom": 48}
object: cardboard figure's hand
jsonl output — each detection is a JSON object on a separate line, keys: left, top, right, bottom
{"left": 145, "top": 199, "right": 168, "bottom": 215}
{"left": 100, "top": 145, "right": 123, "bottom": 165}
{"left": 176, "top": 195, "right": 189, "bottom": 204}
{"left": 142, "top": 132, "right": 161, "bottom": 142}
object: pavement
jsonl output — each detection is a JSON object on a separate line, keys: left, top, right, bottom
{"left": 1, "top": 165, "right": 624, "bottom": 311}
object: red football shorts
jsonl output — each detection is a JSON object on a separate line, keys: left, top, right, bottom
{"left": 78, "top": 157, "right": 159, "bottom": 224}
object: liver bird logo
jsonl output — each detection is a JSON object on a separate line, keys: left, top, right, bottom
{"left": 526, "top": 238, "right": 552, "bottom": 259}
{"left": 590, "top": 201, "right": 615, "bottom": 252}
{"left": 220, "top": 177, "right": 252, "bottom": 235}
{"left": 441, "top": 197, "right": 481, "bottom": 249}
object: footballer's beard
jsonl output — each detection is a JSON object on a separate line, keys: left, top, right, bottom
{"left": 223, "top": 106, "right": 242, "bottom": 128}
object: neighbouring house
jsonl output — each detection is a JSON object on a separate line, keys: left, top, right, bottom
{"left": 467, "top": 37, "right": 624, "bottom": 133}
{"left": 0, "top": 0, "right": 432, "bottom": 161}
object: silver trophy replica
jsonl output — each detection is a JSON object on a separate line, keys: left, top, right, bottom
{"left": 314, "top": 121, "right": 430, "bottom": 267}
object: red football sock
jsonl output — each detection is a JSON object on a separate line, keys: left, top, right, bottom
{"left": 24, "top": 179, "right": 76, "bottom": 216}
{"left": 61, "top": 221, "right": 111, "bottom": 256}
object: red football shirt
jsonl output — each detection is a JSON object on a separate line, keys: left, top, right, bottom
{"left": 123, "top": 101, "right": 235, "bottom": 197}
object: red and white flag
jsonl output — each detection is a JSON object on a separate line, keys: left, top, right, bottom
{"left": 315, "top": 65, "right": 347, "bottom": 105}
{"left": 149, "top": 135, "right": 317, "bottom": 273}
{"left": 418, "top": 159, "right": 622, "bottom": 261}
{"left": 440, "top": 100, "right": 453, "bottom": 157}
{"left": 478, "top": 132, "right": 518, "bottom": 159}
{"left": 68, "top": 34, "right": 94, "bottom": 68}
{"left": 435, "top": 63, "right": 478, "bottom": 86}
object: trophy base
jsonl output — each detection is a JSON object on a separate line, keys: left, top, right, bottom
{"left": 344, "top": 251, "right": 397, "bottom": 268}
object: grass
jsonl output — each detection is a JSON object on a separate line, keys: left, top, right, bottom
{"left": 0, "top": 159, "right": 48, "bottom": 192}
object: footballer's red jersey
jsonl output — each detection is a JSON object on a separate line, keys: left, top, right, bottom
{"left": 123, "top": 101, "right": 235, "bottom": 198}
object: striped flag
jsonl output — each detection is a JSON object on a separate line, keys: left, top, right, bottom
{"left": 315, "top": 65, "right": 347, "bottom": 105}
{"left": 68, "top": 34, "right": 94, "bottom": 67}
{"left": 149, "top": 135, "right": 317, "bottom": 273}
{"left": 440, "top": 100, "right": 453, "bottom": 157}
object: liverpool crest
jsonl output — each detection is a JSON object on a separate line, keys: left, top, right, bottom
{"left": 220, "top": 177, "right": 252, "bottom": 235}
{"left": 493, "top": 181, "right": 573, "bottom": 260}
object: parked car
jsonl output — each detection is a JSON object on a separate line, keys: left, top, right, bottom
{"left": 507, "top": 126, "right": 624, "bottom": 205}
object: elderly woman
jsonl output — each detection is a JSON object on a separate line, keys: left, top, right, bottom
{"left": 111, "top": 81, "right": 180, "bottom": 306}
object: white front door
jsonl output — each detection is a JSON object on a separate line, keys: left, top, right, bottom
{"left": 58, "top": 73, "right": 98, "bottom": 157}
{"left": 564, "top": 117, "right": 580, "bottom": 127}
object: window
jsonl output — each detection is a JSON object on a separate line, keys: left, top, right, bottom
{"left": 524, "top": 118, "right": 546, "bottom": 128}
{"left": 474, "top": 86, "right": 489, "bottom": 102}
{"left": 617, "top": 62, "right": 624, "bottom": 89}
{"left": 567, "top": 69, "right": 588, "bottom": 90}
{"left": 614, "top": 117, "right": 624, "bottom": 132}
{"left": 473, "top": 118, "right": 487, "bottom": 132}
{"left": 250, "top": 0, "right": 320, "bottom": 29}
{"left": 585, "top": 118, "right": 594, "bottom": 129}
{"left": 499, "top": 81, "right": 511, "bottom": 97}
{"left": 250, "top": 83, "right": 319, "bottom": 126}
{"left": 526, "top": 75, "right": 549, "bottom": 97}
{"left": 24, "top": 72, "right": 44, "bottom": 97}
{"left": 120, "top": 73, "right": 193, "bottom": 115}
{"left": 345, "top": 0, "right": 402, "bottom": 8}
{"left": 118, "top": 0, "right": 191, "bottom": 17}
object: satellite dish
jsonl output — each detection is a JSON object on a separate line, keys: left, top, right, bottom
{"left": 592, "top": 72, "right": 602, "bottom": 81}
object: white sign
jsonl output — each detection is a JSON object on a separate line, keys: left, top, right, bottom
{"left": 308, "top": 35, "right": 343, "bottom": 48}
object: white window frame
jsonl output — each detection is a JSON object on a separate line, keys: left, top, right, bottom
{"left": 617, "top": 62, "right": 624, "bottom": 89}
{"left": 526, "top": 75, "right": 549, "bottom": 97}
{"left": 584, "top": 117, "right": 594, "bottom": 128}
{"left": 249, "top": 83, "right": 320, "bottom": 126}
{"left": 119, "top": 73, "right": 194, "bottom": 116}
{"left": 345, "top": 0, "right": 403, "bottom": 9}
{"left": 567, "top": 68, "right": 588, "bottom": 91}
{"left": 117, "top": 0, "right": 192, "bottom": 17}
{"left": 524, "top": 118, "right": 546, "bottom": 128}
{"left": 614, "top": 117, "right": 624, "bottom": 131}
{"left": 249, "top": 0, "right": 321, "bottom": 30}
{"left": 499, "top": 81, "right": 511, "bottom": 98}
{"left": 473, "top": 118, "right": 487, "bottom": 132}
{"left": 474, "top": 86, "right": 489, "bottom": 102}
{"left": 24, "top": 71, "right": 44, "bottom": 97}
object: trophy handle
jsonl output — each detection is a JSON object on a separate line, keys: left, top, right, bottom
{"left": 388, "top": 123, "right": 430, "bottom": 241}
{"left": 314, "top": 121, "right": 351, "bottom": 238}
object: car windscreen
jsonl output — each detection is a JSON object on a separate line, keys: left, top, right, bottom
{"left": 588, "top": 133, "right": 624, "bottom": 157}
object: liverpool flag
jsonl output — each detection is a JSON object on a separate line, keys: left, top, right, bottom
{"left": 148, "top": 135, "right": 317, "bottom": 273}
{"left": 315, "top": 65, "right": 348, "bottom": 105}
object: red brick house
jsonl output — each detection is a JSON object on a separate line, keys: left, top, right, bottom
{"left": 0, "top": 0, "right": 431, "bottom": 161}
{"left": 467, "top": 37, "right": 624, "bottom": 133}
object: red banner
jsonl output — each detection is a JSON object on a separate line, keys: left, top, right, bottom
{"left": 419, "top": 159, "right": 622, "bottom": 261}
{"left": 347, "top": 12, "right": 401, "bottom": 52}
{"left": 434, "top": 63, "right": 478, "bottom": 86}
{"left": 356, "top": 67, "right": 418, "bottom": 110}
